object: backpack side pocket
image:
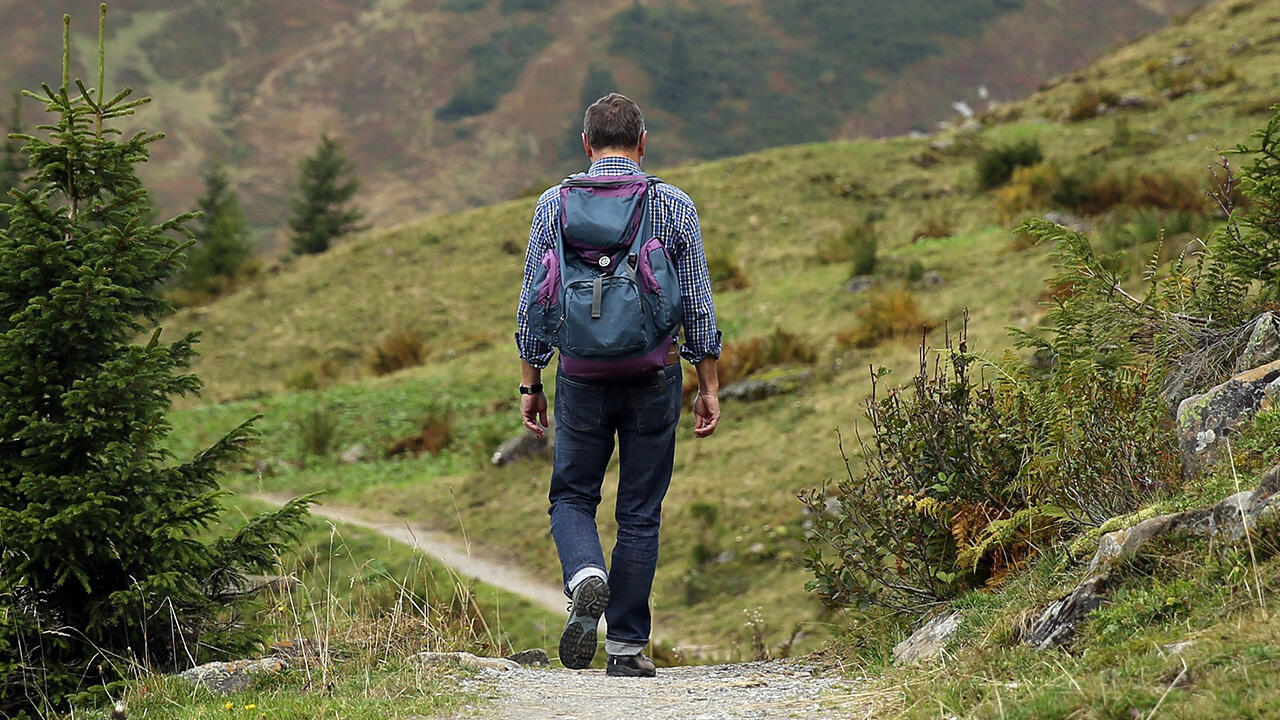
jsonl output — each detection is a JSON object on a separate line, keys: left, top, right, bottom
{"left": 530, "top": 249, "right": 563, "bottom": 345}
{"left": 637, "top": 237, "right": 683, "bottom": 337}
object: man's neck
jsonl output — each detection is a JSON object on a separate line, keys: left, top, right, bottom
{"left": 591, "top": 150, "right": 642, "bottom": 164}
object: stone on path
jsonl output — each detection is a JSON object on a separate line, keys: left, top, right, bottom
{"left": 505, "top": 648, "right": 550, "bottom": 667}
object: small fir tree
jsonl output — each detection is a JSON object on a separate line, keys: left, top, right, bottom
{"left": 181, "top": 161, "right": 252, "bottom": 295}
{"left": 0, "top": 92, "right": 25, "bottom": 230}
{"left": 288, "top": 133, "right": 365, "bottom": 255}
{"left": 0, "top": 9, "right": 308, "bottom": 716}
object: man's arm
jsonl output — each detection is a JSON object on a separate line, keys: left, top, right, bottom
{"left": 516, "top": 192, "right": 556, "bottom": 437}
{"left": 692, "top": 357, "right": 720, "bottom": 438}
{"left": 667, "top": 190, "right": 722, "bottom": 438}
{"left": 520, "top": 360, "right": 549, "bottom": 438}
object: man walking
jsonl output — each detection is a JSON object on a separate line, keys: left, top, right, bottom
{"left": 515, "top": 93, "right": 722, "bottom": 677}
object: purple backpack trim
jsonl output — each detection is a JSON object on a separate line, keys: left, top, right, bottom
{"left": 536, "top": 249, "right": 560, "bottom": 305}
{"left": 561, "top": 338, "right": 672, "bottom": 379}
{"left": 636, "top": 236, "right": 666, "bottom": 293}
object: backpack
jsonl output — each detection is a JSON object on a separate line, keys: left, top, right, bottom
{"left": 529, "top": 173, "right": 683, "bottom": 378}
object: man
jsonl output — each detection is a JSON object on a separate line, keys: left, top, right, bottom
{"left": 515, "top": 93, "right": 722, "bottom": 677}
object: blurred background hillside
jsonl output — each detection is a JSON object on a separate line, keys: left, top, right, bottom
{"left": 0, "top": 0, "right": 1203, "bottom": 250}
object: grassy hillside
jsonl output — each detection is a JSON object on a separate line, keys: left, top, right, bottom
{"left": 0, "top": 0, "right": 1200, "bottom": 243}
{"left": 160, "top": 0, "right": 1280, "bottom": 660}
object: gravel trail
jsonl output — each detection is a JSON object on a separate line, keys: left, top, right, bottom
{"left": 452, "top": 661, "right": 870, "bottom": 720}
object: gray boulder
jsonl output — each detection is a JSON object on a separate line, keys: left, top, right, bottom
{"left": 1115, "top": 94, "right": 1149, "bottom": 110}
{"left": 339, "top": 444, "right": 369, "bottom": 464}
{"left": 177, "top": 657, "right": 290, "bottom": 695}
{"left": 492, "top": 425, "right": 554, "bottom": 466}
{"left": 844, "top": 275, "right": 879, "bottom": 294}
{"left": 720, "top": 368, "right": 812, "bottom": 402}
{"left": 1235, "top": 312, "right": 1280, "bottom": 373}
{"left": 893, "top": 611, "right": 962, "bottom": 664}
{"left": 1176, "top": 359, "right": 1280, "bottom": 478}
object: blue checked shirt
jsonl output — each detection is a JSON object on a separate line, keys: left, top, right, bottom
{"left": 516, "top": 156, "right": 722, "bottom": 369}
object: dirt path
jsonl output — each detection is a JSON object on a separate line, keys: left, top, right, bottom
{"left": 450, "top": 661, "right": 873, "bottom": 720}
{"left": 252, "top": 494, "right": 568, "bottom": 616}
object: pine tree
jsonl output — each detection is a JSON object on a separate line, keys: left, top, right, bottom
{"left": 0, "top": 92, "right": 24, "bottom": 230}
{"left": 288, "top": 133, "right": 365, "bottom": 255}
{"left": 181, "top": 161, "right": 252, "bottom": 295}
{"left": 0, "top": 9, "right": 308, "bottom": 715}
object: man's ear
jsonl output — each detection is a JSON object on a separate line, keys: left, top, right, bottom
{"left": 637, "top": 131, "right": 647, "bottom": 159}
{"left": 582, "top": 133, "right": 593, "bottom": 160}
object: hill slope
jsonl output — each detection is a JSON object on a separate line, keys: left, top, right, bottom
{"left": 161, "top": 0, "right": 1280, "bottom": 656}
{"left": 0, "top": 0, "right": 1203, "bottom": 243}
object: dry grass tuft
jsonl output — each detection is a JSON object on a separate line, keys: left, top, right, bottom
{"left": 370, "top": 330, "right": 429, "bottom": 376}
{"left": 837, "top": 289, "right": 932, "bottom": 349}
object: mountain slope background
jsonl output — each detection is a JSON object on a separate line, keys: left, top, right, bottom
{"left": 153, "top": 0, "right": 1280, "bottom": 660}
{"left": 0, "top": 0, "right": 1203, "bottom": 247}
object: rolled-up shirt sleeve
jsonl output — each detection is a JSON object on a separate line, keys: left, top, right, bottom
{"left": 667, "top": 194, "right": 722, "bottom": 364}
{"left": 515, "top": 189, "right": 557, "bottom": 369}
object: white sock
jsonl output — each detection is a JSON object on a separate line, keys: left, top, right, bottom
{"left": 605, "top": 639, "right": 646, "bottom": 656}
{"left": 566, "top": 566, "right": 607, "bottom": 595}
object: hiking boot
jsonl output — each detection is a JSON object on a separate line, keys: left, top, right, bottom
{"left": 606, "top": 652, "right": 656, "bottom": 677}
{"left": 559, "top": 577, "right": 609, "bottom": 669}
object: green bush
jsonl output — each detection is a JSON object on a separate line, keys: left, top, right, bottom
{"left": 976, "top": 139, "right": 1044, "bottom": 190}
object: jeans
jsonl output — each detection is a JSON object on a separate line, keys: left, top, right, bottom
{"left": 549, "top": 362, "right": 683, "bottom": 652}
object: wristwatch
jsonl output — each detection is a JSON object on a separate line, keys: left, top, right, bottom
{"left": 519, "top": 383, "right": 544, "bottom": 395}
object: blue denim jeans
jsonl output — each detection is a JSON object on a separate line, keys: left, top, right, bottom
{"left": 549, "top": 362, "right": 683, "bottom": 652}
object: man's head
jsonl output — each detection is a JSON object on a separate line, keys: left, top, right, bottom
{"left": 582, "top": 93, "right": 646, "bottom": 162}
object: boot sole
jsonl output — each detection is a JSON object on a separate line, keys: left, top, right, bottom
{"left": 606, "top": 664, "right": 657, "bottom": 678}
{"left": 559, "top": 579, "right": 609, "bottom": 669}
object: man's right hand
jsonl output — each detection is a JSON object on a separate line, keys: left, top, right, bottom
{"left": 521, "top": 392, "right": 549, "bottom": 438}
{"left": 693, "top": 391, "right": 720, "bottom": 438}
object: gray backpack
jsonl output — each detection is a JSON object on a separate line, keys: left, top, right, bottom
{"left": 530, "top": 173, "right": 683, "bottom": 378}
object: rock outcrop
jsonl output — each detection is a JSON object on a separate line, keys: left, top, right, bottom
{"left": 1024, "top": 465, "right": 1279, "bottom": 650}
{"left": 1176, "top": 359, "right": 1280, "bottom": 477}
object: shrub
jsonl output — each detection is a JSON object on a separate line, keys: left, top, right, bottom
{"left": 802, "top": 328, "right": 1028, "bottom": 612}
{"left": 911, "top": 209, "right": 956, "bottom": 241}
{"left": 976, "top": 139, "right": 1044, "bottom": 190}
{"left": 994, "top": 163, "right": 1058, "bottom": 223}
{"left": 705, "top": 246, "right": 750, "bottom": 290}
{"left": 1066, "top": 86, "right": 1120, "bottom": 122}
{"left": 685, "top": 327, "right": 817, "bottom": 402}
{"left": 369, "top": 329, "right": 428, "bottom": 376}
{"left": 298, "top": 406, "right": 340, "bottom": 457}
{"left": 816, "top": 221, "right": 878, "bottom": 274}
{"left": 386, "top": 412, "right": 456, "bottom": 458}
{"left": 837, "top": 289, "right": 931, "bottom": 348}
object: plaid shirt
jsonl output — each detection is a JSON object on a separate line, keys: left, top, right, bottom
{"left": 515, "top": 156, "right": 722, "bottom": 369}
